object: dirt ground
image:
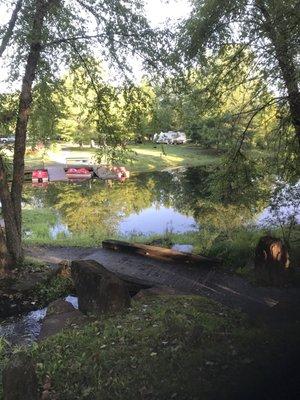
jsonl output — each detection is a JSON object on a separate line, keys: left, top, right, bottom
{"left": 25, "top": 245, "right": 300, "bottom": 325}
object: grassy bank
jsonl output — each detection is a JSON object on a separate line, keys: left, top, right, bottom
{"left": 127, "top": 143, "right": 219, "bottom": 173}
{"left": 1, "top": 295, "right": 299, "bottom": 399}
{"left": 22, "top": 142, "right": 220, "bottom": 173}
{"left": 22, "top": 206, "right": 300, "bottom": 275}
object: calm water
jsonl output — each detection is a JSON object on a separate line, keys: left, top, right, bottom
{"left": 21, "top": 167, "right": 299, "bottom": 242}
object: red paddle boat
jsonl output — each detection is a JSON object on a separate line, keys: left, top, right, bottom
{"left": 32, "top": 169, "right": 49, "bottom": 183}
{"left": 66, "top": 167, "right": 92, "bottom": 180}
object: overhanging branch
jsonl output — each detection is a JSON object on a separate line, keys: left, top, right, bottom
{"left": 0, "top": 0, "right": 23, "bottom": 57}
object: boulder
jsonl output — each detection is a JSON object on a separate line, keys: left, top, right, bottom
{"left": 46, "top": 298, "right": 76, "bottom": 315}
{"left": 39, "top": 299, "right": 87, "bottom": 340}
{"left": 254, "top": 235, "right": 291, "bottom": 285}
{"left": 2, "top": 353, "right": 38, "bottom": 400}
{"left": 71, "top": 260, "right": 131, "bottom": 316}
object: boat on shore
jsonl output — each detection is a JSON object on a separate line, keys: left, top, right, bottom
{"left": 94, "top": 165, "right": 130, "bottom": 181}
{"left": 66, "top": 167, "right": 93, "bottom": 180}
{"left": 32, "top": 169, "right": 49, "bottom": 184}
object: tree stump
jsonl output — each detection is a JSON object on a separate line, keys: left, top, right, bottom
{"left": 254, "top": 236, "right": 291, "bottom": 286}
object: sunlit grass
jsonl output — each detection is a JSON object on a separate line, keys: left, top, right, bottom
{"left": 128, "top": 143, "right": 219, "bottom": 172}
{"left": 22, "top": 142, "right": 220, "bottom": 173}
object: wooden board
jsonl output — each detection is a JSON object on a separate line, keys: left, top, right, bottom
{"left": 102, "top": 239, "right": 222, "bottom": 267}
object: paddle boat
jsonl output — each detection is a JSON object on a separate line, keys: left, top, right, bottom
{"left": 94, "top": 165, "right": 130, "bottom": 181}
{"left": 66, "top": 167, "right": 93, "bottom": 180}
{"left": 32, "top": 169, "right": 49, "bottom": 183}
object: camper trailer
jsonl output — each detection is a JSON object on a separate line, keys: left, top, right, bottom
{"left": 154, "top": 131, "right": 187, "bottom": 144}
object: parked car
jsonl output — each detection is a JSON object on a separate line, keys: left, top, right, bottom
{"left": 0, "top": 136, "right": 15, "bottom": 145}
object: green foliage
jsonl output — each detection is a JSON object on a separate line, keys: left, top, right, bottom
{"left": 0, "top": 337, "right": 10, "bottom": 400}
{"left": 27, "top": 295, "right": 260, "bottom": 399}
{"left": 34, "top": 276, "right": 74, "bottom": 305}
{"left": 94, "top": 145, "right": 135, "bottom": 166}
{"left": 23, "top": 295, "right": 300, "bottom": 399}
{"left": 179, "top": 0, "right": 300, "bottom": 176}
{"left": 0, "top": 93, "right": 18, "bottom": 138}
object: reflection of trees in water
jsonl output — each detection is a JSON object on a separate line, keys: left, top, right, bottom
{"left": 23, "top": 166, "right": 272, "bottom": 241}
{"left": 24, "top": 180, "right": 154, "bottom": 234}
{"left": 142, "top": 166, "right": 272, "bottom": 251}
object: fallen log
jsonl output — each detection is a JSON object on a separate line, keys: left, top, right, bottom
{"left": 102, "top": 239, "right": 222, "bottom": 267}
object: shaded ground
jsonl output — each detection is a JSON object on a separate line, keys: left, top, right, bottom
{"left": 1, "top": 245, "right": 298, "bottom": 400}
{"left": 27, "top": 295, "right": 300, "bottom": 400}
{"left": 25, "top": 245, "right": 300, "bottom": 325}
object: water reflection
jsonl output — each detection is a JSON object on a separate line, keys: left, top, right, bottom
{"left": 49, "top": 221, "right": 70, "bottom": 239}
{"left": 119, "top": 205, "right": 198, "bottom": 235}
{"left": 21, "top": 167, "right": 298, "bottom": 244}
{"left": 257, "top": 181, "right": 300, "bottom": 227}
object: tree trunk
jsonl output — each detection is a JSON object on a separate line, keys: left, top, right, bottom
{"left": 0, "top": 157, "right": 23, "bottom": 266}
{"left": 11, "top": 0, "right": 49, "bottom": 235}
{"left": 0, "top": 0, "right": 23, "bottom": 57}
{"left": 273, "top": 49, "right": 300, "bottom": 146}
{"left": 0, "top": 0, "right": 50, "bottom": 265}
{"left": 0, "top": 227, "right": 12, "bottom": 272}
{"left": 257, "top": 0, "right": 300, "bottom": 145}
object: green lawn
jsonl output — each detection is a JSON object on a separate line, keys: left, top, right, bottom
{"left": 22, "top": 142, "right": 220, "bottom": 173}
{"left": 127, "top": 143, "right": 219, "bottom": 173}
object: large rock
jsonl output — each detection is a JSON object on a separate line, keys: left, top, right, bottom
{"left": 71, "top": 260, "right": 131, "bottom": 316}
{"left": 39, "top": 299, "right": 87, "bottom": 340}
{"left": 2, "top": 353, "right": 38, "bottom": 400}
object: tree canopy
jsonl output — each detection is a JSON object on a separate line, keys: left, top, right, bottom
{"left": 181, "top": 0, "right": 300, "bottom": 147}
{"left": 0, "top": 0, "right": 161, "bottom": 266}
{"left": 0, "top": 0, "right": 299, "bottom": 268}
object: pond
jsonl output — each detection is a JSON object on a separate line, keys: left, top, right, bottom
{"left": 21, "top": 166, "right": 299, "bottom": 246}
{"left": 1, "top": 167, "right": 299, "bottom": 345}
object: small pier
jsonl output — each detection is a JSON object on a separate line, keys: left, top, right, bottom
{"left": 47, "top": 166, "right": 67, "bottom": 182}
